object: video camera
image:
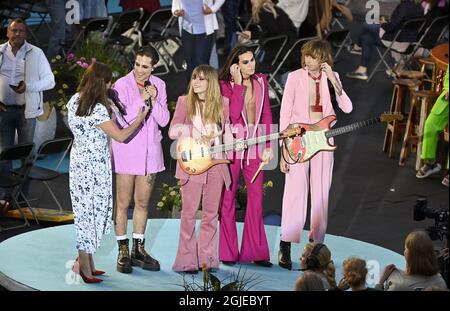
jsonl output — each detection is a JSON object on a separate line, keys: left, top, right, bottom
{"left": 414, "top": 198, "right": 449, "bottom": 241}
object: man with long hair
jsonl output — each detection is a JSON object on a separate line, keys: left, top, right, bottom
{"left": 218, "top": 45, "right": 274, "bottom": 267}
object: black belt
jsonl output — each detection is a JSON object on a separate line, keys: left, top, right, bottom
{"left": 0, "top": 103, "right": 24, "bottom": 110}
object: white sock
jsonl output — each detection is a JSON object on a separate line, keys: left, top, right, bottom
{"left": 116, "top": 235, "right": 127, "bottom": 241}
{"left": 133, "top": 233, "right": 145, "bottom": 242}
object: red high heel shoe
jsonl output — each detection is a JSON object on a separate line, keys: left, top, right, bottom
{"left": 74, "top": 257, "right": 106, "bottom": 276}
{"left": 72, "top": 258, "right": 103, "bottom": 283}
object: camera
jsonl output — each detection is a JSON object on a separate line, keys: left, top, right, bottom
{"left": 413, "top": 197, "right": 449, "bottom": 287}
{"left": 414, "top": 198, "right": 448, "bottom": 241}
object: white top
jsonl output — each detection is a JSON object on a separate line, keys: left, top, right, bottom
{"left": 384, "top": 269, "right": 447, "bottom": 291}
{"left": 277, "top": 0, "right": 309, "bottom": 29}
{"left": 0, "top": 42, "right": 26, "bottom": 106}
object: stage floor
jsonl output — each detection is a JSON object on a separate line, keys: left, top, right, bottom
{"left": 0, "top": 219, "right": 405, "bottom": 291}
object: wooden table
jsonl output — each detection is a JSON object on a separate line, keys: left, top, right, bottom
{"left": 431, "top": 42, "right": 448, "bottom": 71}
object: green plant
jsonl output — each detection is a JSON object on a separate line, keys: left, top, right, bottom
{"left": 180, "top": 264, "right": 264, "bottom": 291}
{"left": 48, "top": 33, "right": 130, "bottom": 111}
{"left": 235, "top": 180, "right": 273, "bottom": 210}
{"left": 156, "top": 182, "right": 182, "bottom": 212}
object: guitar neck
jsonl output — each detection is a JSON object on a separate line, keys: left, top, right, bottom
{"left": 325, "top": 117, "right": 381, "bottom": 138}
{"left": 209, "top": 132, "right": 281, "bottom": 154}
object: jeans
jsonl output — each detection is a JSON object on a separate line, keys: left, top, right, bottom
{"left": 222, "top": 0, "right": 239, "bottom": 55}
{"left": 0, "top": 107, "right": 36, "bottom": 198}
{"left": 181, "top": 29, "right": 215, "bottom": 80}
{"left": 46, "top": 0, "right": 73, "bottom": 60}
{"left": 357, "top": 23, "right": 381, "bottom": 67}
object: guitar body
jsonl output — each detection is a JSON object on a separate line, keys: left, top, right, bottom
{"left": 176, "top": 137, "right": 230, "bottom": 175}
{"left": 284, "top": 115, "right": 337, "bottom": 163}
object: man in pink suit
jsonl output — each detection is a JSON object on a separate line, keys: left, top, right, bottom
{"left": 218, "top": 46, "right": 274, "bottom": 267}
{"left": 278, "top": 39, "right": 353, "bottom": 270}
{"left": 111, "top": 47, "right": 170, "bottom": 273}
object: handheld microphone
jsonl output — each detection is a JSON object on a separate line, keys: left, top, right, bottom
{"left": 107, "top": 88, "right": 127, "bottom": 116}
{"left": 144, "top": 80, "right": 154, "bottom": 109}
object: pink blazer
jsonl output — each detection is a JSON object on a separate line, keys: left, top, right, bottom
{"left": 168, "top": 95, "right": 232, "bottom": 189}
{"left": 220, "top": 73, "right": 273, "bottom": 149}
{"left": 280, "top": 68, "right": 353, "bottom": 133}
{"left": 110, "top": 71, "right": 170, "bottom": 175}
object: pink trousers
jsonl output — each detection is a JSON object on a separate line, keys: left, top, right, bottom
{"left": 172, "top": 166, "right": 224, "bottom": 272}
{"left": 281, "top": 151, "right": 334, "bottom": 244}
{"left": 219, "top": 152, "right": 270, "bottom": 262}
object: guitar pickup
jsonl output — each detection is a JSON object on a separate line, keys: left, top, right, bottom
{"left": 181, "top": 151, "right": 187, "bottom": 162}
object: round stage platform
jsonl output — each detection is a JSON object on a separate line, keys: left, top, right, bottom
{"left": 0, "top": 219, "right": 405, "bottom": 291}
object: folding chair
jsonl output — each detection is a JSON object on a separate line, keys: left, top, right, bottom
{"left": 325, "top": 29, "right": 350, "bottom": 60}
{"left": 107, "top": 8, "right": 145, "bottom": 65}
{"left": 270, "top": 36, "right": 319, "bottom": 103}
{"left": 407, "top": 15, "right": 450, "bottom": 67}
{"left": 140, "top": 8, "right": 183, "bottom": 74}
{"left": 367, "top": 17, "right": 427, "bottom": 82}
{"left": 331, "top": 0, "right": 351, "bottom": 30}
{"left": 16, "top": 0, "right": 51, "bottom": 34}
{"left": 0, "top": 142, "right": 36, "bottom": 231}
{"left": 12, "top": 137, "right": 73, "bottom": 212}
{"left": 254, "top": 35, "right": 288, "bottom": 107}
{"left": 65, "top": 16, "right": 112, "bottom": 56}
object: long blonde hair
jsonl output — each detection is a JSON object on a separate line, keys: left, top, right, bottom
{"left": 303, "top": 242, "right": 337, "bottom": 288}
{"left": 186, "top": 65, "right": 223, "bottom": 125}
{"left": 252, "top": 0, "right": 278, "bottom": 24}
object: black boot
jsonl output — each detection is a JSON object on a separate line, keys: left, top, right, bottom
{"left": 278, "top": 240, "right": 292, "bottom": 270}
{"left": 117, "top": 239, "right": 132, "bottom": 273}
{"left": 131, "top": 238, "right": 160, "bottom": 271}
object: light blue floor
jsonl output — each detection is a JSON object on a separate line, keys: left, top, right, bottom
{"left": 0, "top": 219, "right": 405, "bottom": 291}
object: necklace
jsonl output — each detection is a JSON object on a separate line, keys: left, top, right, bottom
{"left": 308, "top": 71, "right": 322, "bottom": 112}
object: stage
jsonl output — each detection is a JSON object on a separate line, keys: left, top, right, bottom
{"left": 0, "top": 219, "right": 405, "bottom": 291}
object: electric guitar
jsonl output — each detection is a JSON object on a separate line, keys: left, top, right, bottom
{"left": 283, "top": 113, "right": 404, "bottom": 163}
{"left": 177, "top": 127, "right": 304, "bottom": 175}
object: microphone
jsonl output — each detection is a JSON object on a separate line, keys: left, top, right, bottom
{"left": 107, "top": 88, "right": 127, "bottom": 116}
{"left": 144, "top": 80, "right": 154, "bottom": 109}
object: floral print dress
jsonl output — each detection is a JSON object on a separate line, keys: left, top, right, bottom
{"left": 68, "top": 93, "right": 113, "bottom": 254}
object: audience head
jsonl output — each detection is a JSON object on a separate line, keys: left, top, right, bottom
{"left": 300, "top": 242, "right": 337, "bottom": 288}
{"left": 404, "top": 230, "right": 440, "bottom": 276}
{"left": 250, "top": 0, "right": 277, "bottom": 23}
{"left": 134, "top": 46, "right": 159, "bottom": 83}
{"left": 301, "top": 39, "right": 334, "bottom": 71}
{"left": 219, "top": 45, "right": 256, "bottom": 81}
{"left": 342, "top": 256, "right": 368, "bottom": 289}
{"left": 7, "top": 18, "right": 27, "bottom": 48}
{"left": 295, "top": 271, "right": 326, "bottom": 291}
{"left": 187, "top": 65, "right": 223, "bottom": 124}
{"left": 76, "top": 62, "right": 112, "bottom": 116}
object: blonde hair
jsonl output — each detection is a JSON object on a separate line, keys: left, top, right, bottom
{"left": 295, "top": 271, "right": 326, "bottom": 291}
{"left": 186, "top": 65, "right": 223, "bottom": 125}
{"left": 301, "top": 39, "right": 334, "bottom": 68}
{"left": 342, "top": 257, "right": 368, "bottom": 288}
{"left": 405, "top": 230, "right": 440, "bottom": 276}
{"left": 303, "top": 242, "right": 337, "bottom": 288}
{"left": 252, "top": 0, "right": 277, "bottom": 24}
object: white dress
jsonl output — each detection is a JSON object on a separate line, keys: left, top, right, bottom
{"left": 68, "top": 93, "right": 112, "bottom": 254}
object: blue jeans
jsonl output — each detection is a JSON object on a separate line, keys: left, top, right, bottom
{"left": 357, "top": 23, "right": 381, "bottom": 67}
{"left": 222, "top": 0, "right": 239, "bottom": 55}
{"left": 181, "top": 29, "right": 215, "bottom": 80}
{"left": 46, "top": 0, "right": 73, "bottom": 60}
{"left": 0, "top": 107, "right": 36, "bottom": 198}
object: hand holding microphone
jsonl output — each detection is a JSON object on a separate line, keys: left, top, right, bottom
{"left": 144, "top": 80, "right": 157, "bottom": 110}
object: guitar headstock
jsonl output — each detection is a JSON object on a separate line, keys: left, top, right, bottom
{"left": 281, "top": 124, "right": 306, "bottom": 138}
{"left": 380, "top": 112, "right": 404, "bottom": 122}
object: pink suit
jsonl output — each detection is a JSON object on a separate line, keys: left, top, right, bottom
{"left": 219, "top": 73, "right": 273, "bottom": 262}
{"left": 169, "top": 95, "right": 232, "bottom": 271}
{"left": 279, "top": 68, "right": 352, "bottom": 244}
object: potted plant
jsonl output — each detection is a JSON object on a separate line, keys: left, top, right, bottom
{"left": 156, "top": 182, "right": 182, "bottom": 218}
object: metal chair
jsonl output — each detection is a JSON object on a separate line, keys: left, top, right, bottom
{"left": 0, "top": 142, "right": 36, "bottom": 231}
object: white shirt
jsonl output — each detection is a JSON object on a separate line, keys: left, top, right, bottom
{"left": 0, "top": 42, "right": 26, "bottom": 106}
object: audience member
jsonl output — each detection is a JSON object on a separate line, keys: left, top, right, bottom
{"left": 295, "top": 271, "right": 326, "bottom": 291}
